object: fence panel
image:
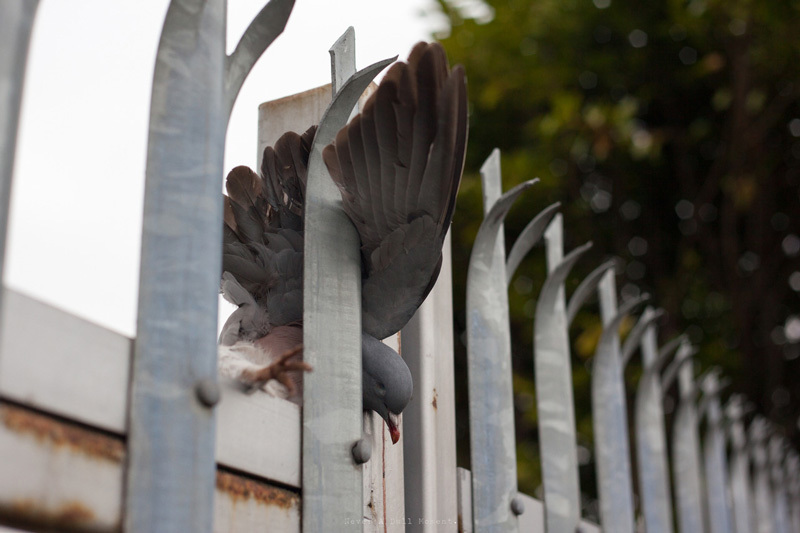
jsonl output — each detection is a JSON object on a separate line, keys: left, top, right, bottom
{"left": 0, "top": 0, "right": 38, "bottom": 334}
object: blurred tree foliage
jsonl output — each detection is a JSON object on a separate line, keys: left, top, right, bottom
{"left": 432, "top": 0, "right": 800, "bottom": 505}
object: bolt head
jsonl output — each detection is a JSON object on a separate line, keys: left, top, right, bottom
{"left": 510, "top": 496, "right": 525, "bottom": 515}
{"left": 195, "top": 379, "right": 220, "bottom": 408}
{"left": 352, "top": 438, "right": 372, "bottom": 464}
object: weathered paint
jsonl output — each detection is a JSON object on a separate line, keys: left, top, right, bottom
{"left": 214, "top": 470, "right": 300, "bottom": 532}
{"left": 0, "top": 403, "right": 124, "bottom": 531}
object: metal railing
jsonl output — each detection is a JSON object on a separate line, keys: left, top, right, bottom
{"left": 2, "top": 2, "right": 799, "bottom": 533}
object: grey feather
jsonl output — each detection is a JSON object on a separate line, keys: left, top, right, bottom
{"left": 220, "top": 42, "right": 467, "bottom": 440}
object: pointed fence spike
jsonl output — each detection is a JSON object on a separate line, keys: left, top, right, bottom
{"left": 703, "top": 370, "right": 734, "bottom": 533}
{"left": 621, "top": 306, "right": 664, "bottom": 366}
{"left": 533, "top": 214, "right": 586, "bottom": 533}
{"left": 634, "top": 317, "right": 675, "bottom": 533}
{"left": 591, "top": 271, "right": 643, "bottom": 533}
{"left": 566, "top": 259, "right": 618, "bottom": 326}
{"left": 661, "top": 340, "right": 695, "bottom": 392}
{"left": 505, "top": 202, "right": 560, "bottom": 284}
{"left": 750, "top": 417, "right": 775, "bottom": 533}
{"left": 726, "top": 395, "right": 756, "bottom": 533}
{"left": 671, "top": 350, "right": 706, "bottom": 533}
{"left": 302, "top": 30, "right": 394, "bottom": 533}
{"left": 466, "top": 150, "right": 532, "bottom": 532}
{"left": 224, "top": 0, "right": 295, "bottom": 121}
{"left": 127, "top": 1, "right": 226, "bottom": 530}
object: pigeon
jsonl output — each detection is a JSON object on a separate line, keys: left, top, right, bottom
{"left": 218, "top": 42, "right": 467, "bottom": 444}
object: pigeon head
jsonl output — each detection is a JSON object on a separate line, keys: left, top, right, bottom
{"left": 361, "top": 333, "right": 413, "bottom": 444}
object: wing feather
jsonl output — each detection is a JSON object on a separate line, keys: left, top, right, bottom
{"left": 324, "top": 42, "right": 468, "bottom": 338}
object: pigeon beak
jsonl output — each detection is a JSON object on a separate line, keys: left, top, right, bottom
{"left": 387, "top": 413, "right": 400, "bottom": 444}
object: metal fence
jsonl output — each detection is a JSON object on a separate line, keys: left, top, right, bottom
{"left": 1, "top": 1, "right": 799, "bottom": 532}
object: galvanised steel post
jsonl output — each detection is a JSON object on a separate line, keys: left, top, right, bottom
{"left": 634, "top": 313, "right": 676, "bottom": 533}
{"left": 467, "top": 149, "right": 536, "bottom": 532}
{"left": 750, "top": 417, "right": 774, "bottom": 533}
{"left": 702, "top": 371, "right": 733, "bottom": 533}
{"left": 0, "top": 0, "right": 38, "bottom": 334}
{"left": 727, "top": 395, "right": 754, "bottom": 533}
{"left": 591, "top": 270, "right": 643, "bottom": 533}
{"left": 534, "top": 214, "right": 590, "bottom": 532}
{"left": 127, "top": 1, "right": 293, "bottom": 530}
{"left": 768, "top": 435, "right": 790, "bottom": 533}
{"left": 301, "top": 28, "right": 395, "bottom": 532}
{"left": 504, "top": 202, "right": 560, "bottom": 285}
{"left": 786, "top": 452, "right": 800, "bottom": 533}
{"left": 669, "top": 342, "right": 707, "bottom": 533}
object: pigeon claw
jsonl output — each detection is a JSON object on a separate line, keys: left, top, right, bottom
{"left": 240, "top": 344, "right": 310, "bottom": 395}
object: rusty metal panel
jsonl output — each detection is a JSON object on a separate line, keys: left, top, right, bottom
{"left": 213, "top": 471, "right": 300, "bottom": 533}
{"left": 0, "top": 403, "right": 124, "bottom": 532}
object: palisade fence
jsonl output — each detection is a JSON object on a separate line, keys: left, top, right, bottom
{"left": 0, "top": 1, "right": 798, "bottom": 533}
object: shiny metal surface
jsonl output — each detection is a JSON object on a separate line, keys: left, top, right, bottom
{"left": 302, "top": 28, "right": 395, "bottom": 532}
{"left": 467, "top": 149, "right": 536, "bottom": 531}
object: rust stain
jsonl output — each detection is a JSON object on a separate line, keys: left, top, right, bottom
{"left": 6, "top": 498, "right": 95, "bottom": 527}
{"left": 216, "top": 470, "right": 299, "bottom": 510}
{"left": 431, "top": 388, "right": 438, "bottom": 411}
{"left": 0, "top": 404, "right": 124, "bottom": 462}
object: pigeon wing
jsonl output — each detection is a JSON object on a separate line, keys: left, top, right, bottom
{"left": 324, "top": 42, "right": 467, "bottom": 339}
{"left": 222, "top": 126, "right": 315, "bottom": 336}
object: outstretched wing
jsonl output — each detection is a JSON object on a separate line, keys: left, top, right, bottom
{"left": 323, "top": 42, "right": 468, "bottom": 339}
{"left": 222, "top": 126, "right": 315, "bottom": 336}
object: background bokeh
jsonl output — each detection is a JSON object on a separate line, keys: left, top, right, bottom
{"left": 434, "top": 0, "right": 800, "bottom": 513}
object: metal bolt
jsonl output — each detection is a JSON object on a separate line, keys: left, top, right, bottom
{"left": 195, "top": 379, "right": 220, "bottom": 408}
{"left": 352, "top": 438, "right": 372, "bottom": 464}
{"left": 510, "top": 496, "right": 525, "bottom": 516}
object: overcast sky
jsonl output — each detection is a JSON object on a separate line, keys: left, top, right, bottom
{"left": 10, "top": 0, "right": 444, "bottom": 337}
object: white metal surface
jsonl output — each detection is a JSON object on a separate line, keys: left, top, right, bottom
{"left": 0, "top": 289, "right": 130, "bottom": 433}
{"left": 402, "top": 232, "right": 459, "bottom": 532}
{"left": 0, "top": 287, "right": 305, "bottom": 490}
